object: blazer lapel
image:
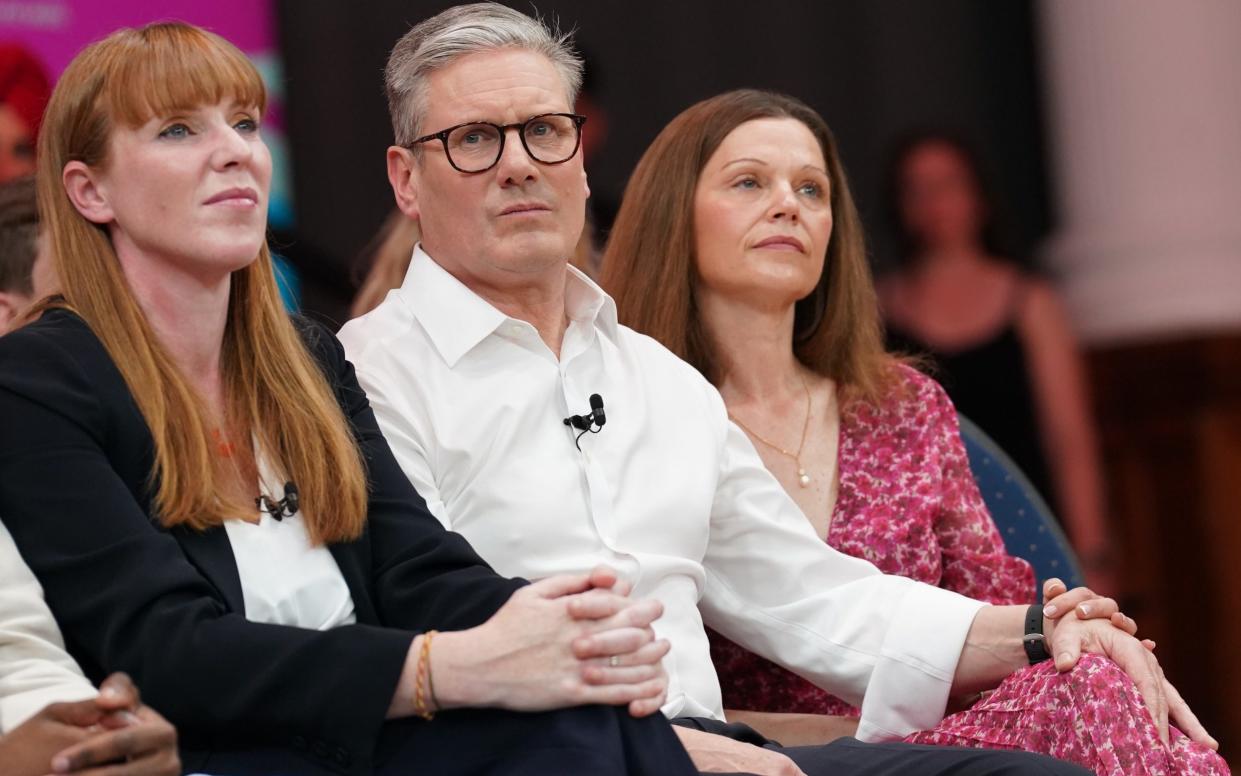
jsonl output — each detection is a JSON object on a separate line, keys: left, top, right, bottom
{"left": 330, "top": 537, "right": 379, "bottom": 625}
{"left": 174, "top": 525, "right": 247, "bottom": 615}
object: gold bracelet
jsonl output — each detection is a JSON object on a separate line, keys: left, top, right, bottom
{"left": 426, "top": 634, "right": 439, "bottom": 711}
{"left": 414, "top": 630, "right": 438, "bottom": 721}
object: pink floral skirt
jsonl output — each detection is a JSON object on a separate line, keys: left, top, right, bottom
{"left": 905, "top": 654, "right": 1229, "bottom": 775}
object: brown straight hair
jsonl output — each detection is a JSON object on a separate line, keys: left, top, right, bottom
{"left": 351, "top": 210, "right": 421, "bottom": 319}
{"left": 600, "top": 89, "right": 896, "bottom": 403}
{"left": 36, "top": 22, "right": 367, "bottom": 543}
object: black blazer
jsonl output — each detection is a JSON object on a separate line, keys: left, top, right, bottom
{"left": 0, "top": 309, "right": 523, "bottom": 774}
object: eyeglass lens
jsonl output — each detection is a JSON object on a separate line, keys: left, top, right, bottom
{"left": 446, "top": 114, "right": 580, "bottom": 171}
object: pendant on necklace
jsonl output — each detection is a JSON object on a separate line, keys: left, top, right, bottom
{"left": 798, "top": 467, "right": 811, "bottom": 487}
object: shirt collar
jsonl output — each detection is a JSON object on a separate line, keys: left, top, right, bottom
{"left": 400, "top": 244, "right": 618, "bottom": 367}
{"left": 565, "top": 262, "right": 619, "bottom": 341}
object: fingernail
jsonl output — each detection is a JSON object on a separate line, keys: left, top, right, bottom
{"left": 1043, "top": 604, "right": 1057, "bottom": 617}
{"left": 52, "top": 756, "right": 69, "bottom": 773}
{"left": 1058, "top": 652, "right": 1073, "bottom": 668}
{"left": 1078, "top": 604, "right": 1091, "bottom": 617}
{"left": 119, "top": 710, "right": 140, "bottom": 725}
{"left": 101, "top": 685, "right": 122, "bottom": 700}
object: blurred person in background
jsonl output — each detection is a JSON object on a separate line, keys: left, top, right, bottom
{"left": 0, "top": 43, "right": 47, "bottom": 184}
{"left": 879, "top": 132, "right": 1113, "bottom": 592}
{"left": 0, "top": 176, "right": 53, "bottom": 330}
{"left": 351, "top": 209, "right": 422, "bottom": 319}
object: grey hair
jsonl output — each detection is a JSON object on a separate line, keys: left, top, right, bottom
{"left": 385, "top": 2, "right": 584, "bottom": 146}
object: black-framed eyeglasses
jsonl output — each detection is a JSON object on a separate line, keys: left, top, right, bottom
{"left": 407, "top": 112, "right": 587, "bottom": 174}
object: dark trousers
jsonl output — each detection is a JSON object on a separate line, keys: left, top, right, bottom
{"left": 672, "top": 717, "right": 1093, "bottom": 776}
{"left": 375, "top": 705, "right": 699, "bottom": 775}
{"left": 186, "top": 704, "right": 699, "bottom": 776}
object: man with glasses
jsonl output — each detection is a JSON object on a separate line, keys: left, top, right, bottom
{"left": 338, "top": 4, "right": 1153, "bottom": 775}
{"left": 408, "top": 113, "right": 587, "bottom": 174}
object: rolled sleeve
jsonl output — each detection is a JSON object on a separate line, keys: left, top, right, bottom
{"left": 854, "top": 582, "right": 984, "bottom": 741}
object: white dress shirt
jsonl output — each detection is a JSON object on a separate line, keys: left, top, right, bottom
{"left": 338, "top": 246, "right": 986, "bottom": 742}
{"left": 0, "top": 522, "right": 95, "bottom": 733}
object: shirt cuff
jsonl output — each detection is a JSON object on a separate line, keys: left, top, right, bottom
{"left": 854, "top": 584, "right": 986, "bottom": 742}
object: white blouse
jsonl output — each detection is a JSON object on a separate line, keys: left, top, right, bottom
{"left": 224, "top": 461, "right": 356, "bottom": 630}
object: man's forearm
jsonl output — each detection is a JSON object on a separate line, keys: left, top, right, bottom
{"left": 951, "top": 605, "right": 1045, "bottom": 696}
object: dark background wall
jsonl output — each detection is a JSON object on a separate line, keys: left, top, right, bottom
{"left": 274, "top": 0, "right": 1050, "bottom": 325}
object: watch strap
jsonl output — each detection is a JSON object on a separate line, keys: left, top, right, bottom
{"left": 1023, "top": 603, "right": 1051, "bottom": 664}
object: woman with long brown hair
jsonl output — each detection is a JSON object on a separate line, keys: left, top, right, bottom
{"left": 601, "top": 88, "right": 1223, "bottom": 775}
{"left": 0, "top": 22, "right": 698, "bottom": 776}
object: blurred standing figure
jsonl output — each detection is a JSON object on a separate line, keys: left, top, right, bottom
{"left": 880, "top": 133, "right": 1113, "bottom": 591}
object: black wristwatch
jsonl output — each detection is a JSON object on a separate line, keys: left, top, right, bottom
{"left": 1023, "top": 603, "right": 1051, "bottom": 664}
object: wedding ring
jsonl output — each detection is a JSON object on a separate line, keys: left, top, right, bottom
{"left": 609, "top": 655, "right": 620, "bottom": 667}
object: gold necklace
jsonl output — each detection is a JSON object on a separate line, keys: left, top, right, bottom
{"left": 728, "top": 373, "right": 813, "bottom": 487}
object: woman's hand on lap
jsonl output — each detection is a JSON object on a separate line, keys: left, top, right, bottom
{"left": 1045, "top": 615, "right": 1216, "bottom": 750}
{"left": 1041, "top": 577, "right": 1137, "bottom": 635}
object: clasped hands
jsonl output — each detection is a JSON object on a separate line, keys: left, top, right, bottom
{"left": 1039, "top": 578, "right": 1216, "bottom": 750}
{"left": 428, "top": 565, "right": 670, "bottom": 717}
{"left": 0, "top": 672, "right": 178, "bottom": 776}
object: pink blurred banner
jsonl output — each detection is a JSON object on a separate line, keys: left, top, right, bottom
{"left": 0, "top": 0, "right": 275, "bottom": 78}
{"left": 0, "top": 0, "right": 296, "bottom": 228}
